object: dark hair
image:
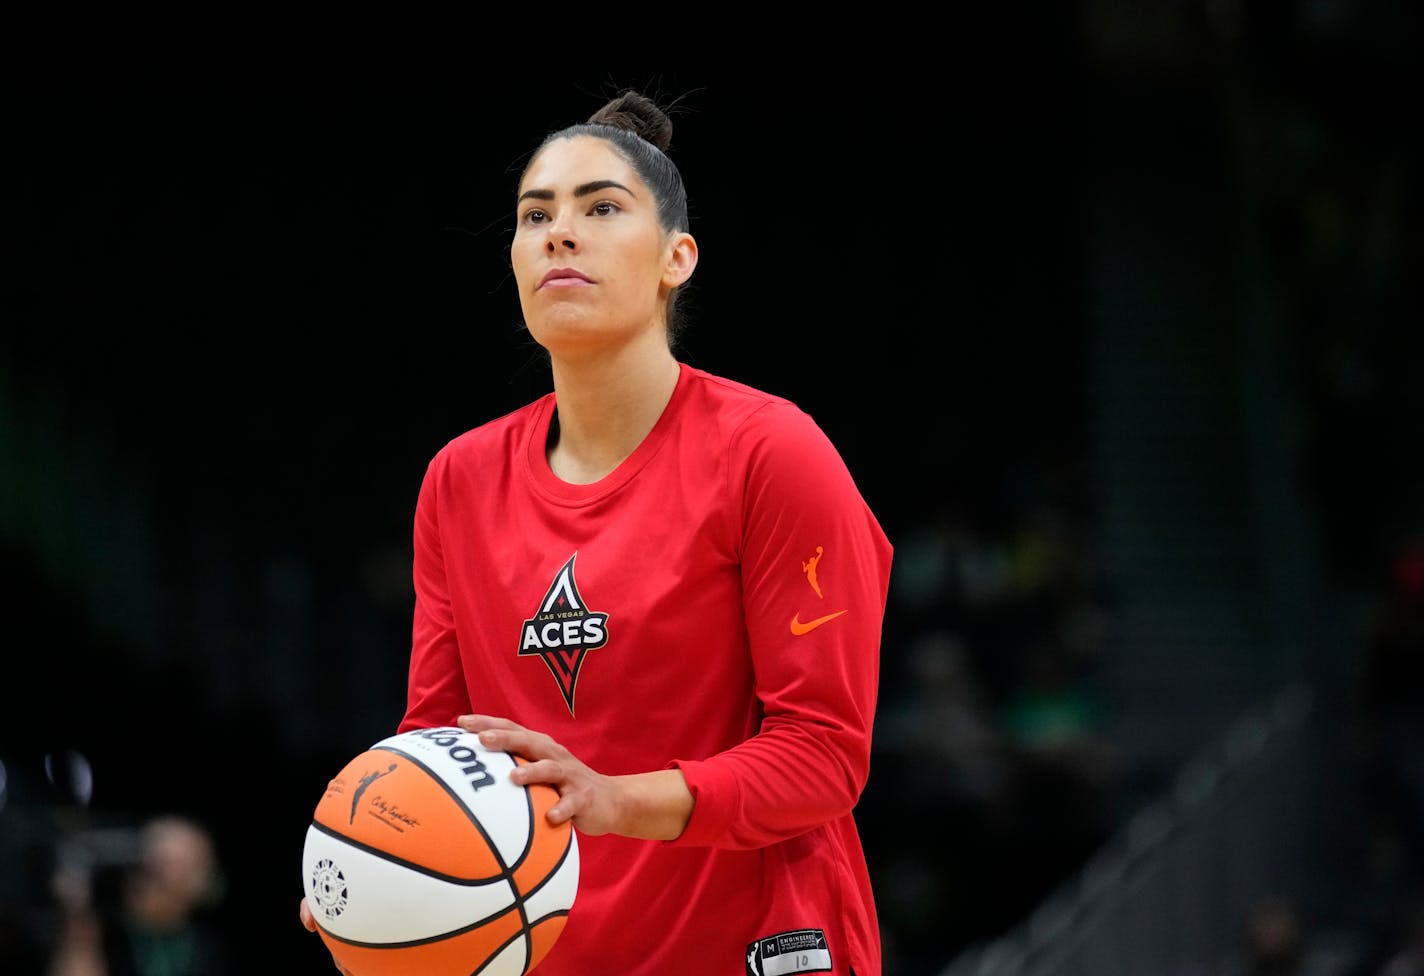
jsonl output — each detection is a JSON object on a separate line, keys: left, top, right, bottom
{"left": 523, "top": 90, "right": 694, "bottom": 343}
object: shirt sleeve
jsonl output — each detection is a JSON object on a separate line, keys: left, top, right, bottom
{"left": 398, "top": 450, "right": 470, "bottom": 733}
{"left": 669, "top": 402, "right": 893, "bottom": 849}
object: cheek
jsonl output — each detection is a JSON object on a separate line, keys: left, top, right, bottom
{"left": 510, "top": 240, "right": 539, "bottom": 288}
{"left": 611, "top": 240, "right": 667, "bottom": 298}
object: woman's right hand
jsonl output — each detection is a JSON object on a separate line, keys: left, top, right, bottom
{"left": 299, "top": 897, "right": 354, "bottom": 974}
{"left": 456, "top": 713, "right": 693, "bottom": 841}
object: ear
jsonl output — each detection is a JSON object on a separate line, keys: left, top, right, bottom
{"left": 661, "top": 232, "right": 698, "bottom": 289}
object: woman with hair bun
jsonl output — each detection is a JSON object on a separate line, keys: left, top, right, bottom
{"left": 301, "top": 88, "right": 894, "bottom": 976}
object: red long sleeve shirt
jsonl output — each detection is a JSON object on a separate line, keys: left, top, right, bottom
{"left": 399, "top": 363, "right": 893, "bottom": 976}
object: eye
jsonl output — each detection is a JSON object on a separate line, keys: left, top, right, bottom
{"left": 590, "top": 201, "right": 620, "bottom": 217}
{"left": 521, "top": 208, "right": 549, "bottom": 225}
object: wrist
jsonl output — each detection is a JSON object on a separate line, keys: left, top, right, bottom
{"left": 614, "top": 769, "right": 693, "bottom": 841}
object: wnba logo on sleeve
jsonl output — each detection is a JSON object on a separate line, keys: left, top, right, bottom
{"left": 518, "top": 552, "right": 609, "bottom": 715}
{"left": 790, "top": 546, "right": 846, "bottom": 636}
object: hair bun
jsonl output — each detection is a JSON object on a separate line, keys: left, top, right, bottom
{"left": 587, "top": 91, "right": 674, "bottom": 152}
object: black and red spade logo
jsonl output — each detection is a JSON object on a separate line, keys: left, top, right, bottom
{"left": 518, "top": 553, "right": 609, "bottom": 715}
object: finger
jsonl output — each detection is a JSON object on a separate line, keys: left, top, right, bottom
{"left": 299, "top": 898, "right": 316, "bottom": 931}
{"left": 509, "top": 757, "right": 565, "bottom": 787}
{"left": 476, "top": 727, "right": 561, "bottom": 765}
{"left": 456, "top": 714, "right": 524, "bottom": 734}
{"left": 546, "top": 796, "right": 577, "bottom": 826}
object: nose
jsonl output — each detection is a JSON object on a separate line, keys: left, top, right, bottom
{"left": 544, "top": 214, "right": 578, "bottom": 253}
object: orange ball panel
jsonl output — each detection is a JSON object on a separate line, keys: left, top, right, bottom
{"left": 511, "top": 771, "right": 572, "bottom": 894}
{"left": 525, "top": 914, "right": 570, "bottom": 972}
{"left": 312, "top": 751, "right": 507, "bottom": 879}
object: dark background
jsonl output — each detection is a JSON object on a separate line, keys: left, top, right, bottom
{"left": 3, "top": 2, "right": 1422, "bottom": 974}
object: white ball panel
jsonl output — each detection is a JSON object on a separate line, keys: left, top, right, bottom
{"left": 483, "top": 936, "right": 538, "bottom": 976}
{"left": 303, "top": 825, "right": 516, "bottom": 944}
{"left": 521, "top": 834, "right": 580, "bottom": 923}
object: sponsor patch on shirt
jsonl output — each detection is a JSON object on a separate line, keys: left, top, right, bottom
{"left": 746, "top": 928, "right": 832, "bottom": 976}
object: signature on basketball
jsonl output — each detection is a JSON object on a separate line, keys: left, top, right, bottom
{"left": 367, "top": 795, "right": 421, "bottom": 831}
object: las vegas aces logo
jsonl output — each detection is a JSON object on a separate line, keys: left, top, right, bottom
{"left": 518, "top": 552, "right": 609, "bottom": 715}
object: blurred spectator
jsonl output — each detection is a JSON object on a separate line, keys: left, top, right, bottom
{"left": 867, "top": 453, "right": 1114, "bottom": 972}
{"left": 868, "top": 630, "right": 1022, "bottom": 969}
{"left": 47, "top": 814, "right": 231, "bottom": 976}
{"left": 884, "top": 630, "right": 1018, "bottom": 807}
{"left": 997, "top": 633, "right": 1120, "bottom": 887}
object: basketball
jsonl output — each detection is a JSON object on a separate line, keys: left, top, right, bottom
{"left": 301, "top": 726, "right": 579, "bottom": 976}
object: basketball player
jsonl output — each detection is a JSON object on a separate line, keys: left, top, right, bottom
{"left": 299, "top": 89, "right": 894, "bottom": 976}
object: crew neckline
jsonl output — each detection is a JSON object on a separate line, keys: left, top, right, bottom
{"left": 524, "top": 362, "right": 692, "bottom": 505}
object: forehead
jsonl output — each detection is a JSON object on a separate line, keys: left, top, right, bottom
{"left": 518, "top": 135, "right": 641, "bottom": 196}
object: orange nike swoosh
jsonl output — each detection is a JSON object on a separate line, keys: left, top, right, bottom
{"left": 789, "top": 610, "right": 848, "bottom": 636}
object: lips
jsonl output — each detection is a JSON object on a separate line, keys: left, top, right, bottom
{"left": 539, "top": 268, "right": 593, "bottom": 289}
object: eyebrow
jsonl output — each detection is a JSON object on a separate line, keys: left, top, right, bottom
{"left": 518, "top": 179, "right": 636, "bottom": 204}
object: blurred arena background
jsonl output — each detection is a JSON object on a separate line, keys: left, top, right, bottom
{"left": 2, "top": 2, "right": 1421, "bottom": 974}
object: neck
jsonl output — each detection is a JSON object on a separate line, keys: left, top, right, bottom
{"left": 546, "top": 338, "right": 680, "bottom": 485}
